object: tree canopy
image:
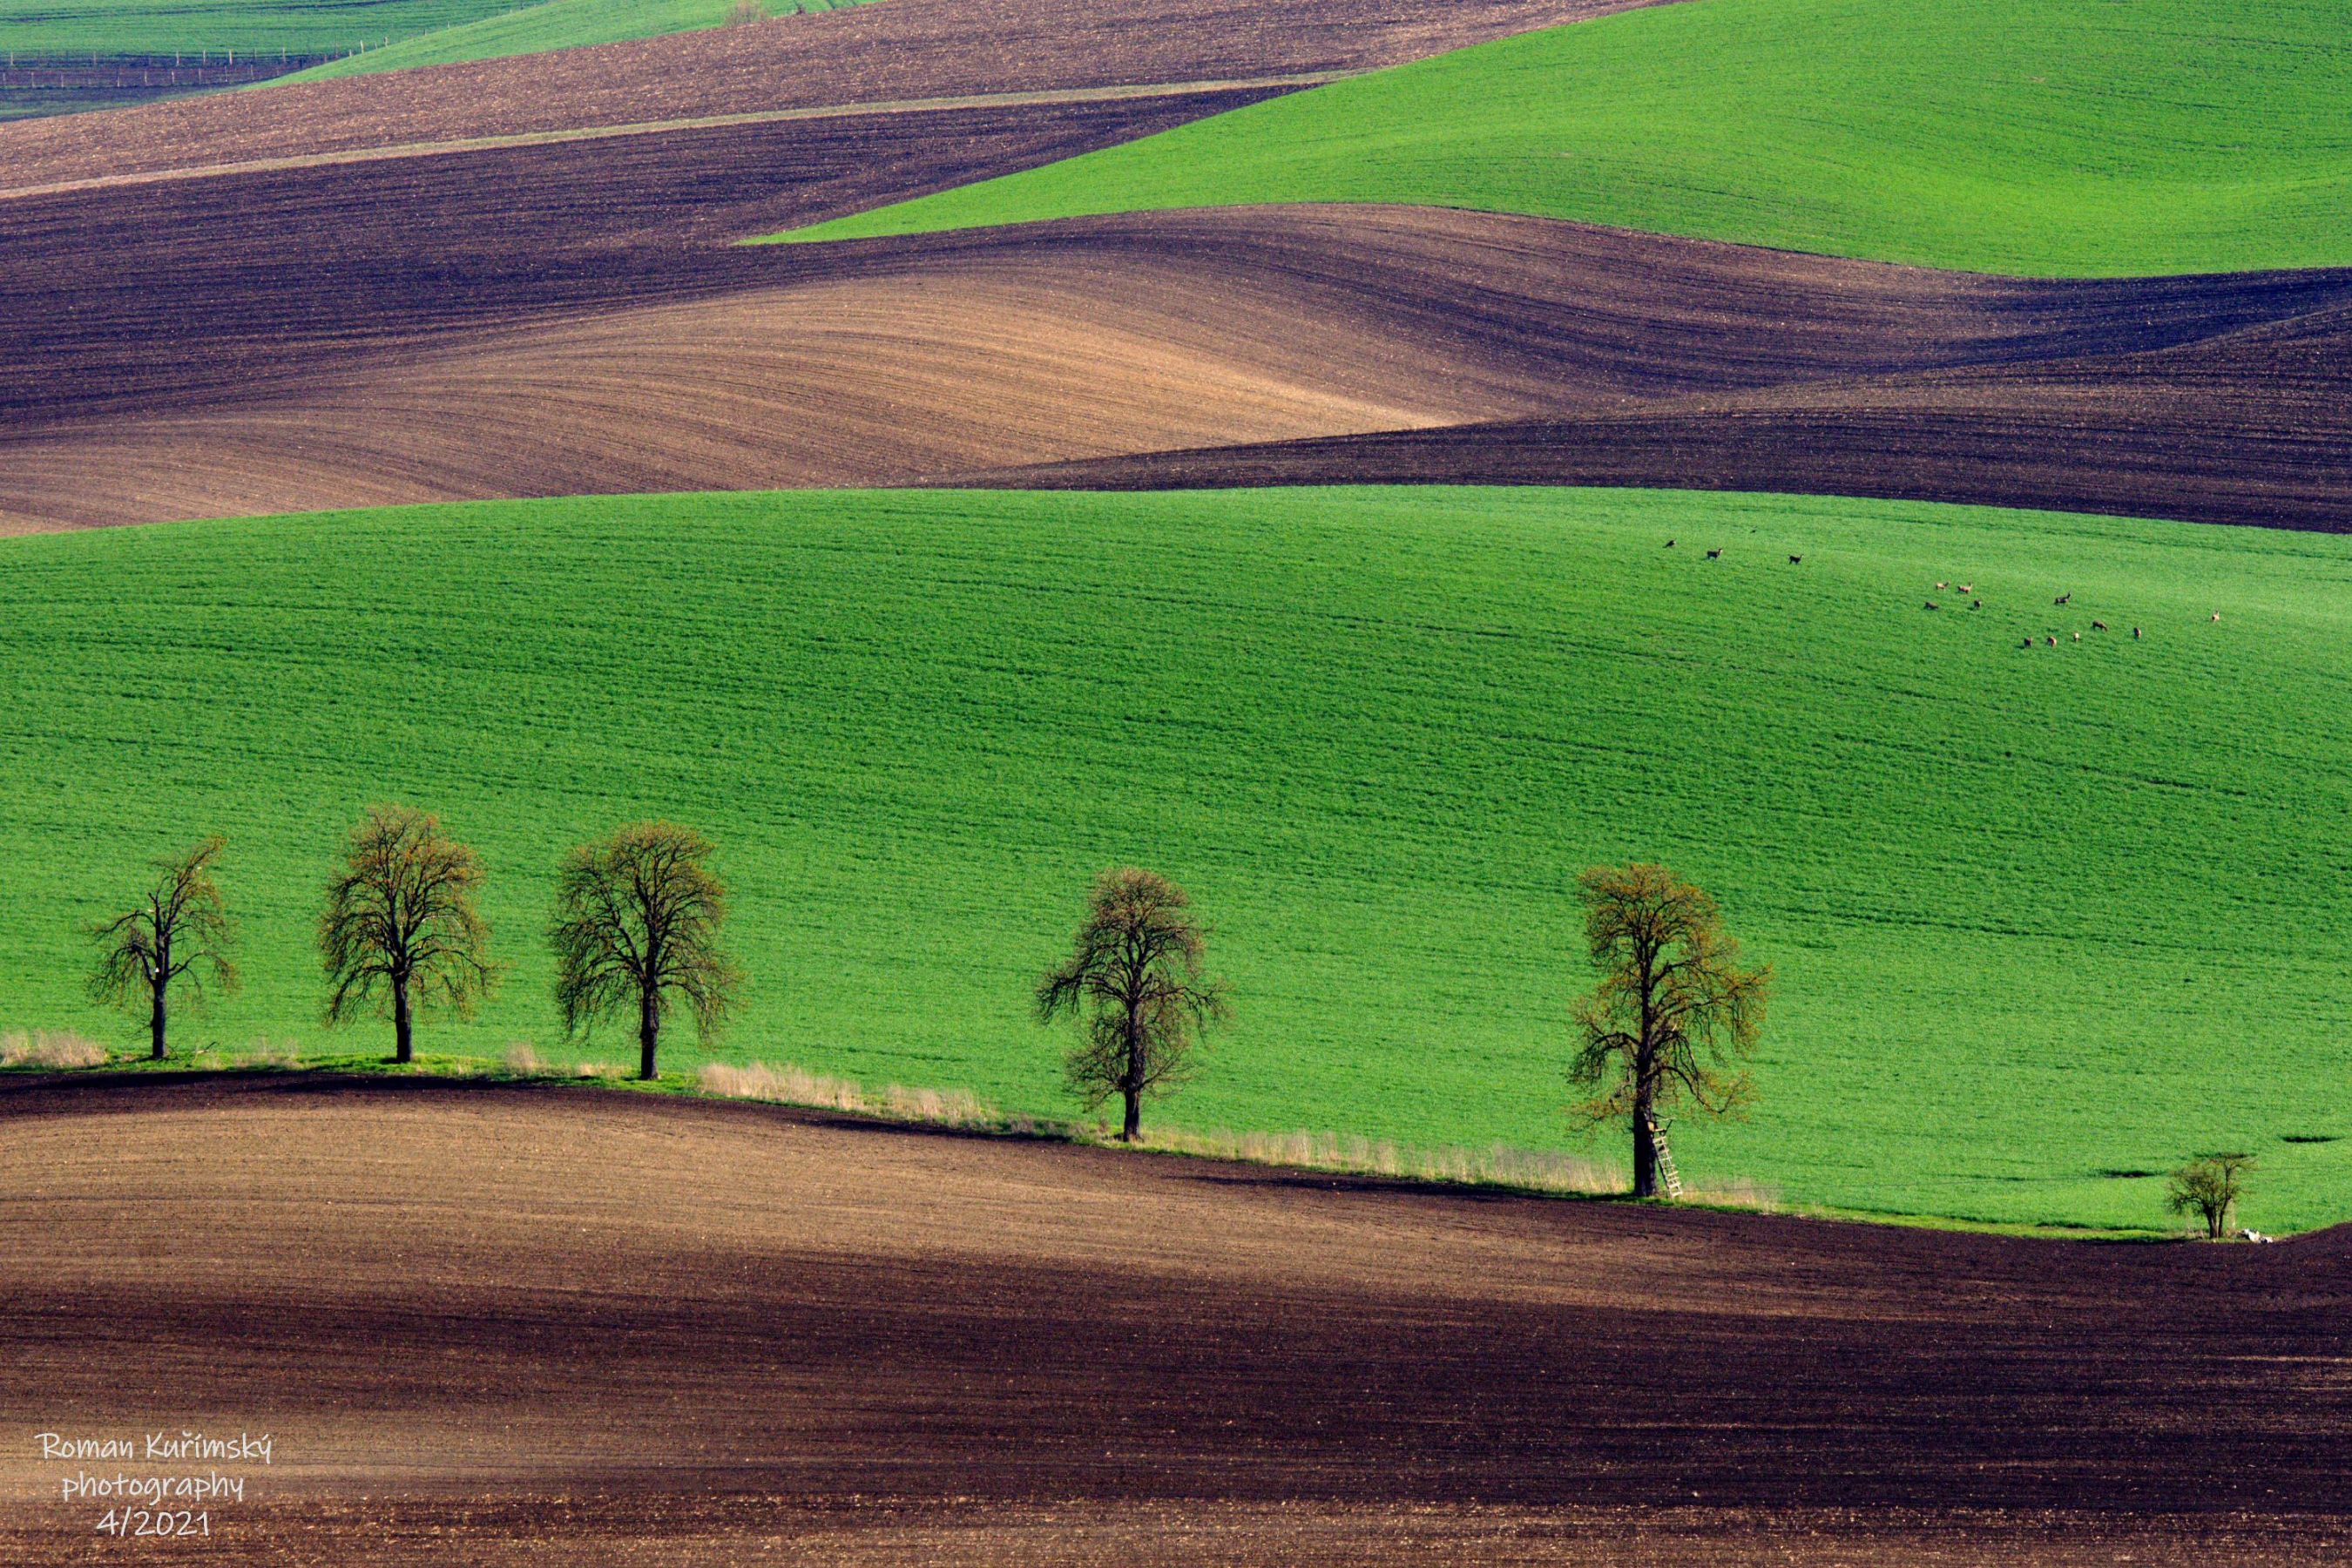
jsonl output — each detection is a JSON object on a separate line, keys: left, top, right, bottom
{"left": 549, "top": 821, "right": 740, "bottom": 1081}
{"left": 1568, "top": 862, "right": 1770, "bottom": 1198}
{"left": 88, "top": 835, "right": 238, "bottom": 1061}
{"left": 2169, "top": 1153, "right": 2254, "bottom": 1240}
{"left": 1037, "top": 867, "right": 1228, "bottom": 1140}
{"left": 320, "top": 804, "right": 498, "bottom": 1063}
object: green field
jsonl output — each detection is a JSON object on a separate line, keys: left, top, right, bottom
{"left": 0, "top": 0, "right": 851, "bottom": 64}
{"left": 0, "top": 0, "right": 531, "bottom": 58}
{"left": 3, "top": 485, "right": 2349, "bottom": 1231}
{"left": 782, "top": 0, "right": 2352, "bottom": 277}
{"left": 272, "top": 0, "right": 862, "bottom": 83}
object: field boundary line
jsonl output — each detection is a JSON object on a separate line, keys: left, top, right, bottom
{"left": 0, "top": 76, "right": 1340, "bottom": 203}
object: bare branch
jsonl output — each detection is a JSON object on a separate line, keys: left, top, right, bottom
{"left": 88, "top": 836, "right": 238, "bottom": 1058}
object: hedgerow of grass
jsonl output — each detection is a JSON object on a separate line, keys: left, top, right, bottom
{"left": 782, "top": 0, "right": 2352, "bottom": 277}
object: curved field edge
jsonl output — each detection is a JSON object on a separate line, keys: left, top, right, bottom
{"left": 270, "top": 0, "right": 868, "bottom": 84}
{"left": 0, "top": 484, "right": 2347, "bottom": 1231}
{"left": 775, "top": 0, "right": 2352, "bottom": 278}
{"left": 0, "top": 1058, "right": 2202, "bottom": 1240}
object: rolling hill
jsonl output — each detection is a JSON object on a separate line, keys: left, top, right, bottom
{"left": 8, "top": 163, "right": 2349, "bottom": 532}
{"left": 272, "top": 0, "right": 865, "bottom": 83}
{"left": 3, "top": 484, "right": 2349, "bottom": 1232}
{"left": 784, "top": 0, "right": 2352, "bottom": 277}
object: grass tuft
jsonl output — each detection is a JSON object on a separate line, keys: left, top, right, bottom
{"left": 1127, "top": 1123, "right": 1630, "bottom": 1197}
{"left": 699, "top": 1059, "right": 999, "bottom": 1128}
{"left": 0, "top": 1030, "right": 110, "bottom": 1069}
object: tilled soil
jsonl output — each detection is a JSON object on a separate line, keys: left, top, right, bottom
{"left": 0, "top": 1075, "right": 2346, "bottom": 1565}
{"left": 0, "top": 0, "right": 2343, "bottom": 534}
{"left": 977, "top": 316, "right": 2352, "bottom": 533}
{"left": 0, "top": 0, "right": 1659, "bottom": 193}
{"left": 8, "top": 182, "right": 2350, "bottom": 529}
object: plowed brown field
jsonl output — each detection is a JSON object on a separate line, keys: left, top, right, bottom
{"left": 979, "top": 301, "right": 2352, "bottom": 532}
{"left": 9, "top": 186, "right": 2351, "bottom": 530}
{"left": 0, "top": 0, "right": 1657, "bottom": 193}
{"left": 1, "top": 1076, "right": 2347, "bottom": 1565}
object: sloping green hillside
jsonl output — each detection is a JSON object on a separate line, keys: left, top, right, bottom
{"left": 3, "top": 486, "right": 2349, "bottom": 1230}
{"left": 0, "top": 0, "right": 534, "bottom": 58}
{"left": 781, "top": 0, "right": 2352, "bottom": 276}
{"left": 274, "top": 0, "right": 862, "bottom": 84}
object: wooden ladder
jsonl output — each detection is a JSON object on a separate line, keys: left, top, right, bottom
{"left": 1646, "top": 1112, "right": 1686, "bottom": 1200}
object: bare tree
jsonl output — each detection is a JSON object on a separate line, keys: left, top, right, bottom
{"left": 1568, "top": 862, "right": 1770, "bottom": 1198}
{"left": 89, "top": 836, "right": 238, "bottom": 1061}
{"left": 549, "top": 821, "right": 740, "bottom": 1081}
{"left": 1037, "top": 867, "right": 1227, "bottom": 1140}
{"left": 320, "top": 805, "right": 498, "bottom": 1063}
{"left": 2169, "top": 1153, "right": 2254, "bottom": 1240}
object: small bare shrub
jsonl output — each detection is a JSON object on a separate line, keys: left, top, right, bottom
{"left": 2169, "top": 1153, "right": 2254, "bottom": 1240}
{"left": 504, "top": 1043, "right": 548, "bottom": 1077}
{"left": 0, "top": 1030, "right": 111, "bottom": 1069}
{"left": 575, "top": 1059, "right": 625, "bottom": 1081}
{"left": 727, "top": 0, "right": 765, "bottom": 23}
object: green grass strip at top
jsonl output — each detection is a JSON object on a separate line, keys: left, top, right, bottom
{"left": 774, "top": 0, "right": 2352, "bottom": 277}
{"left": 0, "top": 0, "right": 541, "bottom": 59}
{"left": 3, "top": 484, "right": 2350, "bottom": 1233}
{"left": 272, "top": 0, "right": 867, "bottom": 84}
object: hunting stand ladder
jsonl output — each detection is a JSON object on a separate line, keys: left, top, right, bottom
{"left": 1645, "top": 1111, "right": 1686, "bottom": 1200}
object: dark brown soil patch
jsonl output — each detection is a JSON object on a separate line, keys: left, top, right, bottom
{"left": 0, "top": 1075, "right": 2346, "bottom": 1564}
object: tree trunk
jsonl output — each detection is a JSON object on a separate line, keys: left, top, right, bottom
{"left": 639, "top": 985, "right": 660, "bottom": 1081}
{"left": 1120, "top": 1003, "right": 1144, "bottom": 1140}
{"left": 149, "top": 976, "right": 167, "bottom": 1062}
{"left": 1632, "top": 1091, "right": 1658, "bottom": 1200}
{"left": 392, "top": 974, "right": 413, "bottom": 1064}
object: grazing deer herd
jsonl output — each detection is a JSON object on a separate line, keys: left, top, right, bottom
{"left": 1667, "top": 541, "right": 2219, "bottom": 648}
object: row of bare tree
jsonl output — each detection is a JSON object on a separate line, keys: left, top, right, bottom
{"left": 92, "top": 808, "right": 736, "bottom": 1081}
{"left": 1022, "top": 861, "right": 1772, "bottom": 1193}
{"left": 93, "top": 816, "right": 1770, "bottom": 1195}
